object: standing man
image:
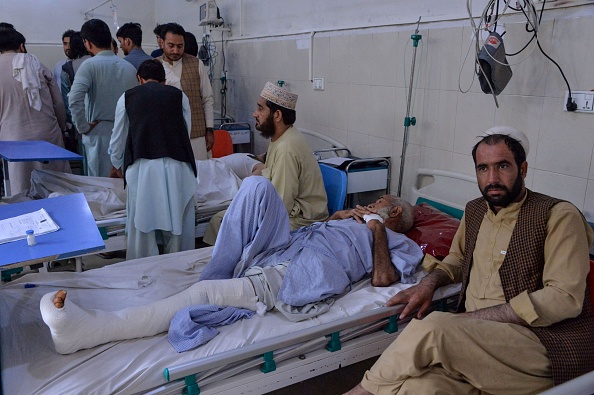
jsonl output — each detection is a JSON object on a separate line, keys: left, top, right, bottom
{"left": 203, "top": 82, "right": 328, "bottom": 245}
{"left": 109, "top": 59, "right": 197, "bottom": 260}
{"left": 0, "top": 28, "right": 71, "bottom": 194}
{"left": 150, "top": 24, "right": 164, "bottom": 58}
{"left": 53, "top": 29, "right": 74, "bottom": 93}
{"left": 158, "top": 23, "right": 214, "bottom": 161}
{"left": 60, "top": 31, "right": 91, "bottom": 154}
{"left": 116, "top": 23, "right": 152, "bottom": 70}
{"left": 68, "top": 19, "right": 137, "bottom": 177}
{"left": 346, "top": 127, "right": 594, "bottom": 394}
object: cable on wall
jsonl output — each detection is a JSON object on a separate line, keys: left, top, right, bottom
{"left": 464, "top": 0, "right": 577, "bottom": 111}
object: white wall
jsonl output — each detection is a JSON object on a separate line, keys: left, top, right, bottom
{"left": 208, "top": 0, "right": 594, "bottom": 221}
{"left": 0, "top": 0, "right": 156, "bottom": 68}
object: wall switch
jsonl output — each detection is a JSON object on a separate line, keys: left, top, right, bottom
{"left": 313, "top": 77, "right": 324, "bottom": 91}
{"left": 564, "top": 90, "right": 594, "bottom": 113}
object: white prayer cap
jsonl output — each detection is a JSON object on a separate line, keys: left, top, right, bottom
{"left": 260, "top": 81, "right": 298, "bottom": 110}
{"left": 480, "top": 126, "right": 529, "bottom": 156}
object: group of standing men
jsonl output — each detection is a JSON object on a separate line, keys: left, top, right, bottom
{"left": 0, "top": 19, "right": 217, "bottom": 259}
{"left": 0, "top": 19, "right": 214, "bottom": 186}
{"left": 68, "top": 19, "right": 215, "bottom": 178}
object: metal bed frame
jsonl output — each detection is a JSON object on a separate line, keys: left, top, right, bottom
{"left": 151, "top": 287, "right": 460, "bottom": 395}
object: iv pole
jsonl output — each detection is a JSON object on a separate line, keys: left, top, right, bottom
{"left": 397, "top": 17, "right": 422, "bottom": 197}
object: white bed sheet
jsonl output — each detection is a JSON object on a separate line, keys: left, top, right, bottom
{"left": 3, "top": 154, "right": 260, "bottom": 225}
{"left": 0, "top": 247, "right": 460, "bottom": 395}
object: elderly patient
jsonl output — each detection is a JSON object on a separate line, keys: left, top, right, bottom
{"left": 41, "top": 176, "right": 422, "bottom": 354}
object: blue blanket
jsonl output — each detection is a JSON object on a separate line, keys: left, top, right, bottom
{"left": 168, "top": 305, "right": 255, "bottom": 352}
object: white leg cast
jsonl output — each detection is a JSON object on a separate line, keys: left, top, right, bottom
{"left": 40, "top": 278, "right": 258, "bottom": 354}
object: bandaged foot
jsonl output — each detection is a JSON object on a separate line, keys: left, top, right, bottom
{"left": 40, "top": 278, "right": 258, "bottom": 354}
{"left": 53, "top": 289, "right": 66, "bottom": 308}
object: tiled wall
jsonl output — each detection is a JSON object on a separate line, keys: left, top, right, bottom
{"left": 221, "top": 12, "right": 594, "bottom": 221}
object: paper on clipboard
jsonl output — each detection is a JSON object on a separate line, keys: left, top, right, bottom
{"left": 0, "top": 208, "right": 60, "bottom": 244}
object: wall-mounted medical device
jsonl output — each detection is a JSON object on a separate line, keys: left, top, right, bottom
{"left": 199, "top": 0, "right": 223, "bottom": 26}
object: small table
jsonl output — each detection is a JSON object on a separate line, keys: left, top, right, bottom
{"left": 0, "top": 193, "right": 105, "bottom": 270}
{"left": 0, "top": 140, "right": 82, "bottom": 197}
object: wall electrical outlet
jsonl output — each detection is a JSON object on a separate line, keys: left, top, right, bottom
{"left": 564, "top": 90, "right": 594, "bottom": 113}
{"left": 313, "top": 77, "right": 325, "bottom": 91}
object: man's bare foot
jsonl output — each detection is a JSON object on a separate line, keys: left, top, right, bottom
{"left": 343, "top": 383, "right": 373, "bottom": 395}
{"left": 371, "top": 266, "right": 400, "bottom": 287}
{"left": 53, "top": 290, "right": 67, "bottom": 308}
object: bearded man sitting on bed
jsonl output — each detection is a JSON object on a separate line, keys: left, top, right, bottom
{"left": 41, "top": 176, "right": 423, "bottom": 354}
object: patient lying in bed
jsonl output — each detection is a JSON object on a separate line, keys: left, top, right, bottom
{"left": 41, "top": 177, "right": 423, "bottom": 354}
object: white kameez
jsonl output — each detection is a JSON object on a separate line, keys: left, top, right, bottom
{"left": 0, "top": 52, "right": 71, "bottom": 194}
{"left": 125, "top": 158, "right": 197, "bottom": 260}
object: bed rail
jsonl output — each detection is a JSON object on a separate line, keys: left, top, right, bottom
{"left": 411, "top": 168, "right": 479, "bottom": 210}
{"left": 300, "top": 129, "right": 349, "bottom": 152}
{"left": 164, "top": 305, "right": 403, "bottom": 382}
{"left": 163, "top": 284, "right": 460, "bottom": 390}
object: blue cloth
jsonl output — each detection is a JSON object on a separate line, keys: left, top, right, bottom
{"left": 199, "top": 176, "right": 291, "bottom": 280}
{"left": 275, "top": 219, "right": 422, "bottom": 306}
{"left": 168, "top": 304, "right": 255, "bottom": 352}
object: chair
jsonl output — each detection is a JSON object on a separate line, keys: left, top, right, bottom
{"left": 319, "top": 163, "right": 347, "bottom": 215}
{"left": 211, "top": 129, "right": 234, "bottom": 158}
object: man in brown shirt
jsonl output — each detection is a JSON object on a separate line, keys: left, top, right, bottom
{"left": 346, "top": 126, "right": 593, "bottom": 394}
{"left": 158, "top": 23, "right": 214, "bottom": 161}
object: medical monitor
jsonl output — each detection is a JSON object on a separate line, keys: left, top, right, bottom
{"left": 199, "top": 0, "right": 223, "bottom": 26}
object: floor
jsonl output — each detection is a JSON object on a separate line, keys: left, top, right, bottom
{"left": 264, "top": 357, "right": 378, "bottom": 395}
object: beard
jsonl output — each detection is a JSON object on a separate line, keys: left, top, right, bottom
{"left": 480, "top": 171, "right": 523, "bottom": 208}
{"left": 164, "top": 51, "right": 182, "bottom": 62}
{"left": 256, "top": 113, "right": 275, "bottom": 139}
{"left": 377, "top": 207, "right": 391, "bottom": 220}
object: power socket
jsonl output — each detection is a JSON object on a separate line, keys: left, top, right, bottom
{"left": 564, "top": 91, "right": 594, "bottom": 113}
{"left": 313, "top": 78, "right": 324, "bottom": 91}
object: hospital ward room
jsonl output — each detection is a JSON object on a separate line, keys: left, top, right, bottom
{"left": 1, "top": 1, "right": 594, "bottom": 394}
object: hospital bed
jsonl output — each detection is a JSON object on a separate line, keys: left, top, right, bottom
{"left": 0, "top": 154, "right": 258, "bottom": 265}
{"left": 0, "top": 168, "right": 474, "bottom": 395}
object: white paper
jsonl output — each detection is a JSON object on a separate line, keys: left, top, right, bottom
{"left": 319, "top": 157, "right": 353, "bottom": 166}
{"left": 0, "top": 208, "right": 60, "bottom": 244}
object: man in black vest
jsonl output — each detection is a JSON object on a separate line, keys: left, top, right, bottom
{"left": 346, "top": 126, "right": 593, "bottom": 394}
{"left": 109, "top": 59, "right": 197, "bottom": 261}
